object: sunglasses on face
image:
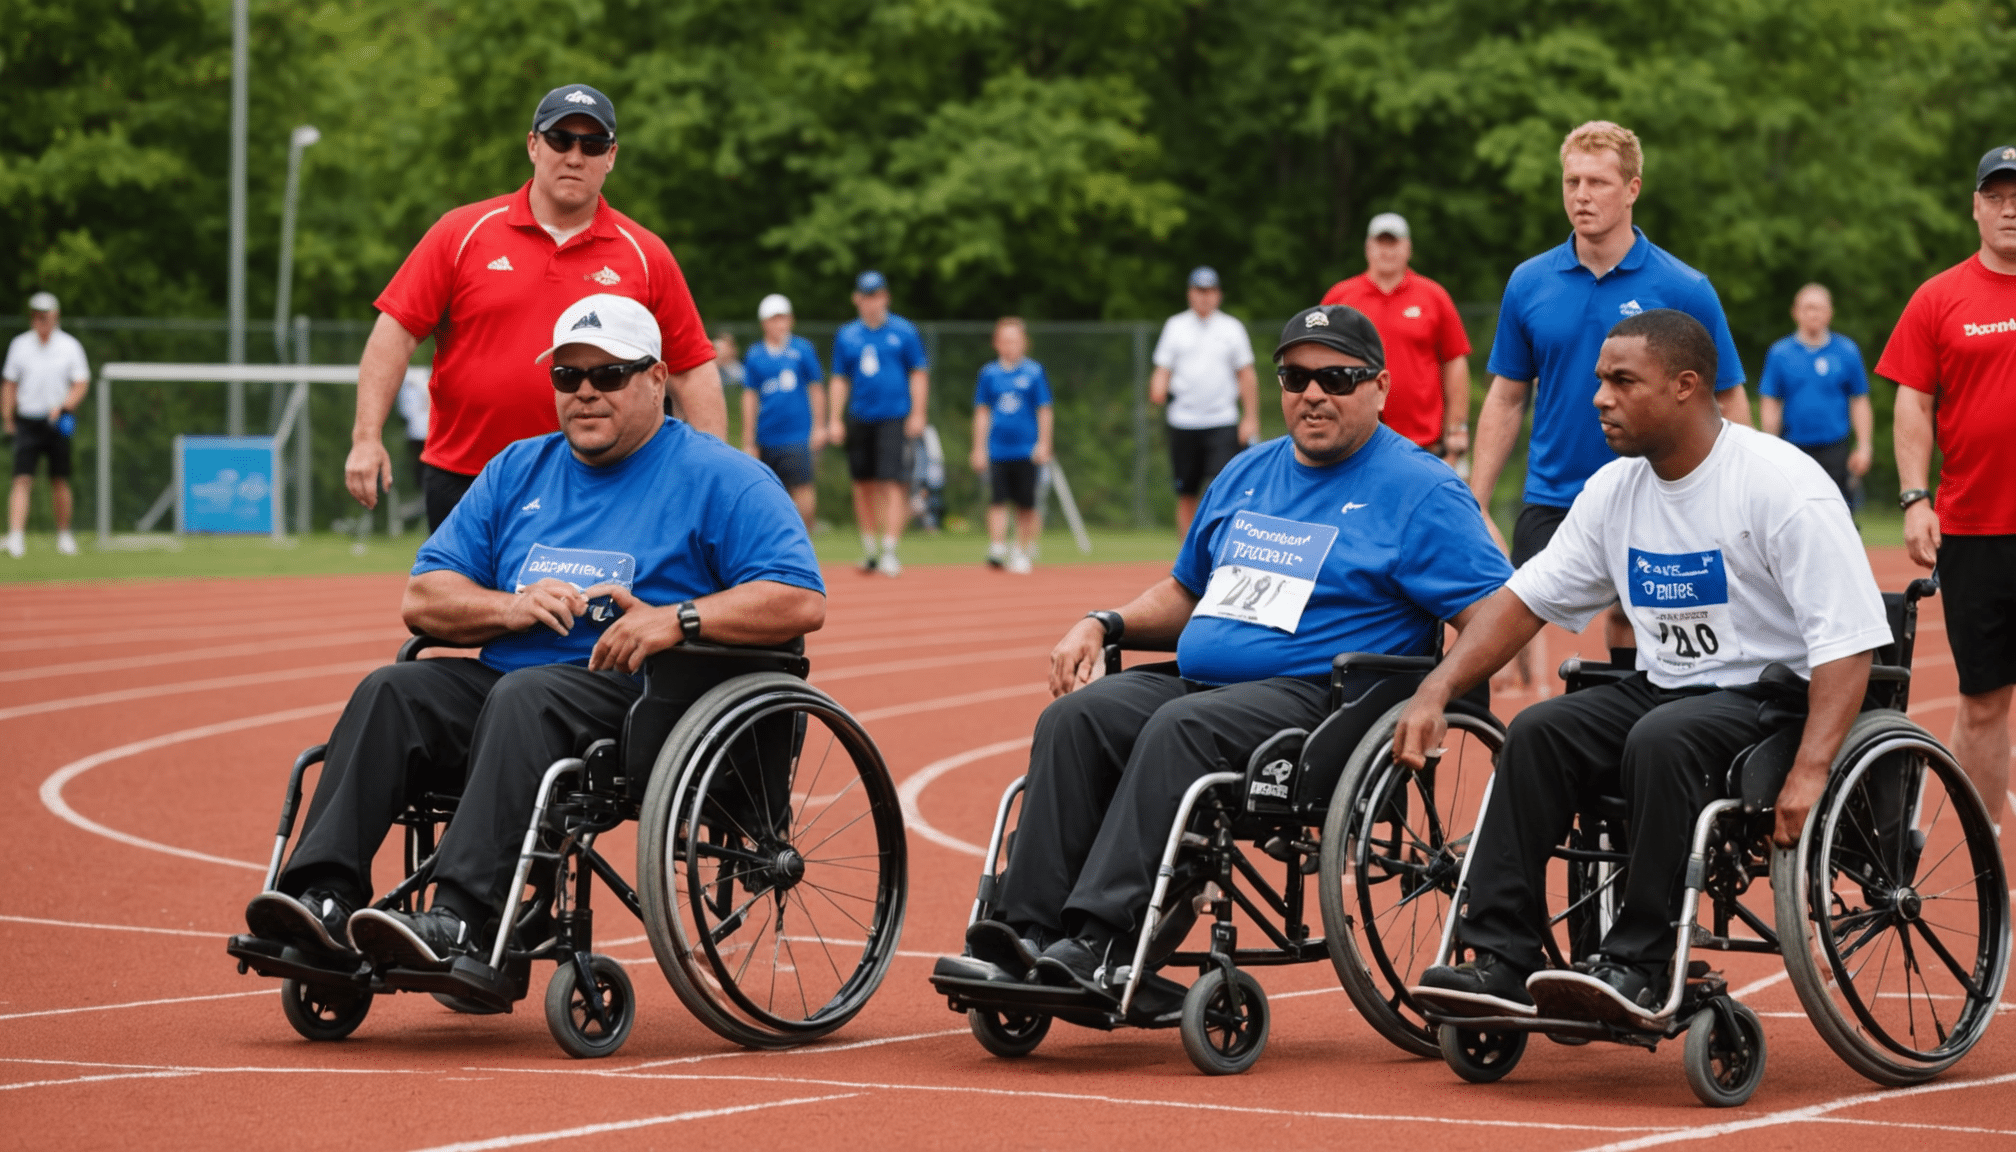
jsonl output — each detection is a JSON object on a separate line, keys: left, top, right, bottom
{"left": 540, "top": 127, "right": 615, "bottom": 156}
{"left": 550, "top": 356, "right": 656, "bottom": 393}
{"left": 1277, "top": 364, "right": 1380, "bottom": 396}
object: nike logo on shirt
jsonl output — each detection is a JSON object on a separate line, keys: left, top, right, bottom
{"left": 1341, "top": 502, "right": 1368, "bottom": 514}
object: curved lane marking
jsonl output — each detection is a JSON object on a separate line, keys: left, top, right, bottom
{"left": 811, "top": 647, "right": 1050, "bottom": 684}
{"left": 0, "top": 661, "right": 379, "bottom": 723}
{"left": 853, "top": 683, "right": 1043, "bottom": 723}
{"left": 896, "top": 737, "right": 1031, "bottom": 858}
{"left": 39, "top": 701, "right": 344, "bottom": 871}
{"left": 1, "top": 633, "right": 400, "bottom": 684}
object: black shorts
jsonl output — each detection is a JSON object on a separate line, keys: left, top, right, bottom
{"left": 1794, "top": 438, "right": 1853, "bottom": 504}
{"left": 1511, "top": 502, "right": 1569, "bottom": 567}
{"left": 1168, "top": 424, "right": 1241, "bottom": 497}
{"left": 759, "top": 441, "right": 815, "bottom": 488}
{"left": 422, "top": 462, "right": 478, "bottom": 533}
{"left": 846, "top": 417, "right": 908, "bottom": 483}
{"left": 11, "top": 417, "right": 72, "bottom": 480}
{"left": 1938, "top": 534, "right": 2016, "bottom": 695}
{"left": 989, "top": 458, "right": 1039, "bottom": 509}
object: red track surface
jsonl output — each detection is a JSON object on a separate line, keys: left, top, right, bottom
{"left": 2, "top": 550, "right": 2011, "bottom": 1151}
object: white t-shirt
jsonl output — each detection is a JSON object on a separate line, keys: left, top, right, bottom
{"left": 1508, "top": 422, "right": 1891, "bottom": 688}
{"left": 1153, "top": 308, "right": 1255, "bottom": 430}
{"left": 3, "top": 328, "right": 90, "bottom": 418}
{"left": 397, "top": 366, "right": 432, "bottom": 441}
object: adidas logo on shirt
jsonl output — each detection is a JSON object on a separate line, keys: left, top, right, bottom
{"left": 1619, "top": 299, "right": 1644, "bottom": 317}
{"left": 522, "top": 498, "right": 542, "bottom": 512}
{"left": 488, "top": 256, "right": 513, "bottom": 271}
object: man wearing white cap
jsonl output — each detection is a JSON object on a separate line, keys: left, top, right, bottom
{"left": 741, "top": 293, "right": 825, "bottom": 525}
{"left": 3, "top": 292, "right": 91, "bottom": 558}
{"left": 1150, "top": 266, "right": 1258, "bottom": 536}
{"left": 243, "top": 293, "right": 826, "bottom": 975}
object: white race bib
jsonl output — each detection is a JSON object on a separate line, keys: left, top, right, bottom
{"left": 1627, "top": 548, "right": 1736, "bottom": 677}
{"left": 1191, "top": 511, "right": 1338, "bottom": 634}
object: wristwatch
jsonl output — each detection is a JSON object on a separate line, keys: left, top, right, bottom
{"left": 676, "top": 600, "right": 702, "bottom": 642}
{"left": 1898, "top": 488, "right": 1932, "bottom": 512}
{"left": 1086, "top": 610, "right": 1125, "bottom": 643}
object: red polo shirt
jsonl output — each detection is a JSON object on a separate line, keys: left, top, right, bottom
{"left": 376, "top": 182, "right": 715, "bottom": 476}
{"left": 1876, "top": 254, "right": 2016, "bottom": 534}
{"left": 1320, "top": 270, "right": 1471, "bottom": 447}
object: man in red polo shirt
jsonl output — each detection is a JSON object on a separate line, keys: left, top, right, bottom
{"left": 1321, "top": 213, "right": 1472, "bottom": 463}
{"left": 345, "top": 84, "right": 724, "bottom": 530}
{"left": 1879, "top": 144, "right": 2016, "bottom": 827}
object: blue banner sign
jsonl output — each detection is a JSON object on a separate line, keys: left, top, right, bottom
{"left": 177, "top": 436, "right": 277, "bottom": 534}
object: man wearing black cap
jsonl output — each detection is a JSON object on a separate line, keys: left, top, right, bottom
{"left": 1150, "top": 267, "right": 1259, "bottom": 536}
{"left": 348, "top": 84, "right": 726, "bottom": 531}
{"left": 1877, "top": 145, "right": 2016, "bottom": 827}
{"left": 941, "top": 305, "right": 1511, "bottom": 1001}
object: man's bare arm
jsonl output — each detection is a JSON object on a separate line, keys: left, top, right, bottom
{"left": 739, "top": 387, "right": 760, "bottom": 454}
{"left": 668, "top": 359, "right": 727, "bottom": 439}
{"left": 1469, "top": 375, "right": 1529, "bottom": 536}
{"left": 1236, "top": 364, "right": 1260, "bottom": 445}
{"left": 587, "top": 580, "right": 826, "bottom": 673}
{"left": 402, "top": 569, "right": 587, "bottom": 645}
{"left": 62, "top": 374, "right": 89, "bottom": 415}
{"left": 1771, "top": 651, "right": 1874, "bottom": 847}
{"left": 345, "top": 313, "right": 422, "bottom": 508}
{"left": 1440, "top": 355, "right": 1471, "bottom": 460}
{"left": 1392, "top": 587, "right": 1547, "bottom": 768}
{"left": 826, "top": 376, "right": 850, "bottom": 444}
{"left": 904, "top": 368, "right": 930, "bottom": 438}
{"left": 1148, "top": 366, "right": 1172, "bottom": 406}
{"left": 1, "top": 380, "right": 15, "bottom": 434}
{"left": 1759, "top": 396, "right": 1783, "bottom": 437}
{"left": 1848, "top": 394, "right": 1873, "bottom": 477}
{"left": 1048, "top": 576, "right": 1200, "bottom": 696}
{"left": 1894, "top": 384, "right": 1939, "bottom": 569}
{"left": 1716, "top": 385, "right": 1753, "bottom": 427}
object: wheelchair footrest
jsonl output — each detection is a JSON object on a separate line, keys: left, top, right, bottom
{"left": 227, "top": 935, "right": 369, "bottom": 987}
{"left": 932, "top": 970, "right": 1186, "bottom": 1030}
{"left": 376, "top": 955, "right": 526, "bottom": 1012}
{"left": 1422, "top": 1010, "right": 1673, "bottom": 1048}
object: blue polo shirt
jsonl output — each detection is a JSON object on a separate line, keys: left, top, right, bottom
{"left": 743, "top": 335, "right": 824, "bottom": 447}
{"left": 1171, "top": 428, "right": 1512, "bottom": 686}
{"left": 1759, "top": 332, "right": 1867, "bottom": 447}
{"left": 833, "top": 315, "right": 929, "bottom": 422}
{"left": 974, "top": 358, "right": 1053, "bottom": 461}
{"left": 414, "top": 418, "right": 825, "bottom": 674}
{"left": 1487, "top": 228, "right": 1745, "bottom": 507}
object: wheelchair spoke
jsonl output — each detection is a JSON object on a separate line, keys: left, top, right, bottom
{"left": 787, "top": 888, "right": 849, "bottom": 985}
{"left": 797, "top": 803, "right": 875, "bottom": 861}
{"left": 1910, "top": 918, "right": 1991, "bottom": 1004}
{"left": 1831, "top": 906, "right": 1896, "bottom": 966}
{"left": 731, "top": 893, "right": 778, "bottom": 986}
{"left": 799, "top": 878, "right": 875, "bottom": 935}
{"left": 792, "top": 728, "right": 839, "bottom": 830}
{"left": 792, "top": 774, "right": 864, "bottom": 844}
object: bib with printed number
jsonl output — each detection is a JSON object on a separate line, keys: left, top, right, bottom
{"left": 514, "top": 542, "right": 637, "bottom": 592}
{"left": 1627, "top": 548, "right": 1734, "bottom": 677}
{"left": 1192, "top": 512, "right": 1339, "bottom": 634}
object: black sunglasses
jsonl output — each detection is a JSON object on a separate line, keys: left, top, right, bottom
{"left": 540, "top": 127, "right": 615, "bottom": 156}
{"left": 550, "top": 356, "right": 656, "bottom": 393}
{"left": 1277, "top": 364, "right": 1380, "bottom": 396}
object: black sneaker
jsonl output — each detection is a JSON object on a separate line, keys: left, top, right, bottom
{"left": 245, "top": 888, "right": 357, "bottom": 958}
{"left": 1528, "top": 957, "right": 1660, "bottom": 1025}
{"left": 986, "top": 554, "right": 1005, "bottom": 570}
{"left": 1414, "top": 952, "right": 1536, "bottom": 1017}
{"left": 349, "top": 907, "right": 477, "bottom": 971}
{"left": 859, "top": 554, "right": 879, "bottom": 574}
{"left": 965, "top": 920, "right": 1043, "bottom": 980}
{"left": 1032, "top": 936, "right": 1118, "bottom": 1004}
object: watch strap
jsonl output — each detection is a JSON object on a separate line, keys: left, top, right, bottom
{"left": 1898, "top": 488, "right": 1932, "bottom": 512}
{"left": 677, "top": 600, "right": 702, "bottom": 642}
{"left": 1086, "top": 610, "right": 1124, "bottom": 643}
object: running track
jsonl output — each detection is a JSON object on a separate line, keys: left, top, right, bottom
{"left": 2, "top": 551, "right": 2011, "bottom": 1151}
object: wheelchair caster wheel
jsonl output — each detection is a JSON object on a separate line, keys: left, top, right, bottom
{"left": 544, "top": 954, "right": 635, "bottom": 1059}
{"left": 968, "top": 1008, "right": 1050, "bottom": 1058}
{"left": 280, "top": 978, "right": 371, "bottom": 1041}
{"left": 1683, "top": 1001, "right": 1766, "bottom": 1107}
{"left": 1180, "top": 968, "right": 1269, "bottom": 1075}
{"left": 1438, "top": 1024, "right": 1526, "bottom": 1083}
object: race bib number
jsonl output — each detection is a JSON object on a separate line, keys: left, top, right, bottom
{"left": 514, "top": 543, "right": 637, "bottom": 593}
{"left": 1192, "top": 512, "right": 1338, "bottom": 634}
{"left": 1627, "top": 548, "right": 1733, "bottom": 676}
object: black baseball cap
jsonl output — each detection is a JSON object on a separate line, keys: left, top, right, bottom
{"left": 1274, "top": 305, "right": 1384, "bottom": 368}
{"left": 533, "top": 85, "right": 617, "bottom": 134}
{"left": 1979, "top": 145, "right": 2016, "bottom": 189}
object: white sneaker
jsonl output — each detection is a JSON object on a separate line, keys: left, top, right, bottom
{"left": 56, "top": 531, "right": 78, "bottom": 555}
{"left": 4, "top": 532, "right": 22, "bottom": 559}
{"left": 1006, "top": 550, "right": 1032, "bottom": 575}
{"left": 876, "top": 551, "right": 903, "bottom": 577}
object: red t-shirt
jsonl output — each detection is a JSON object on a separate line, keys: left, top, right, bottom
{"left": 375, "top": 182, "right": 715, "bottom": 476}
{"left": 1875, "top": 254, "right": 2016, "bottom": 535}
{"left": 1320, "top": 270, "right": 1472, "bottom": 447}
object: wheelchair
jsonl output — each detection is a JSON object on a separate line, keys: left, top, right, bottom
{"left": 228, "top": 635, "right": 909, "bottom": 1058}
{"left": 1389, "top": 577, "right": 2010, "bottom": 1106}
{"left": 930, "top": 631, "right": 1506, "bottom": 1075}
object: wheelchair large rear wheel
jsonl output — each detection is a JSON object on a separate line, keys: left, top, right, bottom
{"left": 1773, "top": 711, "right": 2010, "bottom": 1086}
{"left": 1320, "top": 700, "right": 1503, "bottom": 1058}
{"left": 638, "top": 672, "right": 908, "bottom": 1049}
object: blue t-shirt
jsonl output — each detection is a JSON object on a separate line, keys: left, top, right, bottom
{"left": 1758, "top": 332, "right": 1867, "bottom": 447}
{"left": 1488, "top": 228, "right": 1746, "bottom": 507}
{"left": 413, "top": 419, "right": 826, "bottom": 674}
{"left": 1171, "top": 428, "right": 1512, "bottom": 685}
{"left": 973, "top": 358, "right": 1053, "bottom": 461}
{"left": 743, "top": 336, "right": 824, "bottom": 447}
{"left": 833, "top": 315, "right": 929, "bottom": 422}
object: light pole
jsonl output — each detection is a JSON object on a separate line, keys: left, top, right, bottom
{"left": 273, "top": 125, "right": 321, "bottom": 361}
{"left": 227, "top": 0, "right": 248, "bottom": 435}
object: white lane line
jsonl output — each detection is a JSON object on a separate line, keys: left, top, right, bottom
{"left": 1807, "top": 1116, "right": 2016, "bottom": 1136}
{"left": 404, "top": 1095, "right": 861, "bottom": 1152}
{"left": 1570, "top": 1069, "right": 2016, "bottom": 1151}
{"left": 1731, "top": 970, "right": 1789, "bottom": 997}
{"left": 0, "top": 632, "right": 400, "bottom": 683}
{"left": 895, "top": 737, "right": 1032, "bottom": 858}
{"left": 811, "top": 647, "right": 1051, "bottom": 684}
{"left": 813, "top": 624, "right": 1061, "bottom": 657}
{"left": 0, "top": 914, "right": 220, "bottom": 938}
{"left": 619, "top": 1027, "right": 970, "bottom": 1071}
{"left": 39, "top": 701, "right": 344, "bottom": 871}
{"left": 854, "top": 683, "right": 1045, "bottom": 723}
{"left": 0, "top": 612, "right": 389, "bottom": 653}
{"left": 0, "top": 1071, "right": 200, "bottom": 1092}
{"left": 0, "top": 660, "right": 379, "bottom": 722}
{"left": 0, "top": 988, "right": 275, "bottom": 1022}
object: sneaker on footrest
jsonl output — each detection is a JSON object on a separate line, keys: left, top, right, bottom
{"left": 1526, "top": 958, "right": 1660, "bottom": 1026}
{"left": 245, "top": 888, "right": 358, "bottom": 959}
{"left": 1413, "top": 952, "right": 1536, "bottom": 1017}
{"left": 349, "top": 908, "right": 478, "bottom": 971}
{"left": 964, "top": 920, "right": 1044, "bottom": 982}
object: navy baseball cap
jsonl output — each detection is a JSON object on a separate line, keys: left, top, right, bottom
{"left": 1978, "top": 145, "right": 2016, "bottom": 189}
{"left": 854, "top": 270, "right": 888, "bottom": 295}
{"left": 1188, "top": 266, "right": 1220, "bottom": 290}
{"left": 533, "top": 85, "right": 617, "bottom": 134}
{"left": 1274, "top": 305, "right": 1385, "bottom": 369}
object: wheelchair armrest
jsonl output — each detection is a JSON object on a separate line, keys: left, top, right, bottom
{"left": 1868, "top": 664, "right": 1910, "bottom": 683}
{"left": 1332, "top": 652, "right": 1436, "bottom": 676}
{"left": 397, "top": 634, "right": 455, "bottom": 662}
{"left": 1102, "top": 637, "right": 1179, "bottom": 677}
{"left": 1558, "top": 654, "right": 1638, "bottom": 693}
{"left": 1906, "top": 575, "right": 1939, "bottom": 603}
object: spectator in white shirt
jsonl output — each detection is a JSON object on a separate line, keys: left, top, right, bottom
{"left": 3, "top": 292, "right": 91, "bottom": 557}
{"left": 1149, "top": 267, "right": 1258, "bottom": 535}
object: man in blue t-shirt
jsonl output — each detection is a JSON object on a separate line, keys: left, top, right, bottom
{"left": 243, "top": 294, "right": 826, "bottom": 977}
{"left": 970, "top": 317, "right": 1054, "bottom": 573}
{"left": 1759, "top": 283, "right": 1871, "bottom": 505}
{"left": 741, "top": 293, "right": 826, "bottom": 526}
{"left": 827, "top": 270, "right": 930, "bottom": 576}
{"left": 942, "top": 304, "right": 1510, "bottom": 1001}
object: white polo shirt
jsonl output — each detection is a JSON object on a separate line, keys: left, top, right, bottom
{"left": 3, "top": 328, "right": 90, "bottom": 419}
{"left": 1153, "top": 308, "right": 1255, "bottom": 430}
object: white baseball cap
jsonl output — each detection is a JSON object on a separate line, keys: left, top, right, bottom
{"left": 1367, "top": 212, "right": 1410, "bottom": 239}
{"left": 535, "top": 294, "right": 661, "bottom": 363}
{"left": 757, "top": 293, "right": 793, "bottom": 320}
{"left": 27, "top": 291, "right": 58, "bottom": 313}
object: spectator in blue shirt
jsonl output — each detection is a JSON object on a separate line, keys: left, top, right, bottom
{"left": 1470, "top": 121, "right": 1749, "bottom": 686}
{"left": 970, "top": 318, "right": 1054, "bottom": 574}
{"left": 1760, "top": 283, "right": 1871, "bottom": 506}
{"left": 828, "top": 270, "right": 930, "bottom": 576}
{"left": 741, "top": 293, "right": 826, "bottom": 526}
